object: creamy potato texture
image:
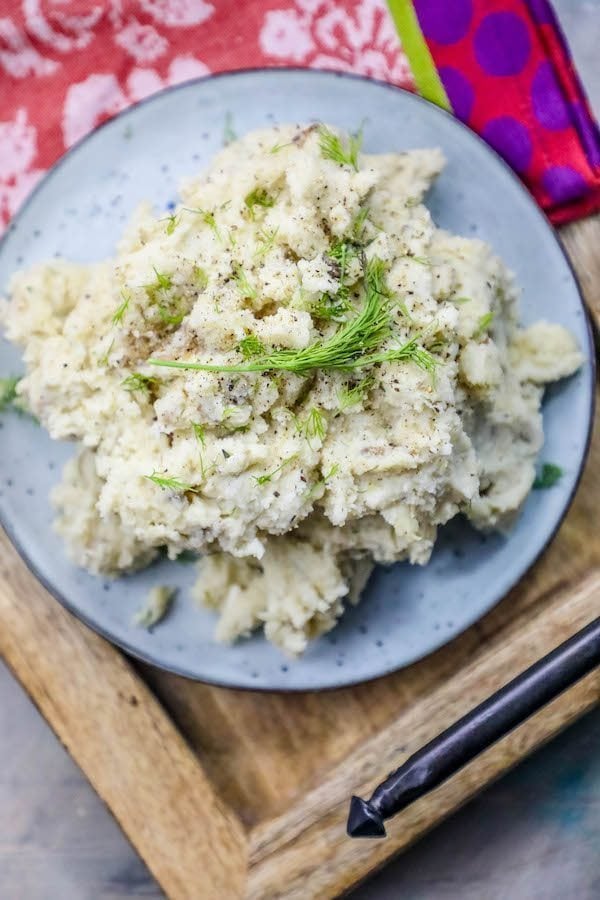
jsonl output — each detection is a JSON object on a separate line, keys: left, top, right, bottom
{"left": 1, "top": 125, "right": 582, "bottom": 655}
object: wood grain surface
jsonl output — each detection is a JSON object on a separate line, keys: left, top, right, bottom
{"left": 0, "top": 214, "right": 598, "bottom": 899}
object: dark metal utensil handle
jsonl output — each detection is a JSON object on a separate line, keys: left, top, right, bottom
{"left": 348, "top": 616, "right": 600, "bottom": 838}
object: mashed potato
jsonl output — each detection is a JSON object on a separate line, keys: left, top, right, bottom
{"left": 1, "top": 124, "right": 582, "bottom": 655}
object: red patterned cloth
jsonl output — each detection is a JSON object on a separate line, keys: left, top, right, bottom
{"left": 0, "top": 0, "right": 598, "bottom": 232}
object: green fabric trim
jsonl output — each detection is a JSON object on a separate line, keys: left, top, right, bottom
{"left": 387, "top": 0, "right": 452, "bottom": 112}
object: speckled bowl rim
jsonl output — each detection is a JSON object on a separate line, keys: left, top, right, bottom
{"left": 0, "top": 67, "right": 595, "bottom": 693}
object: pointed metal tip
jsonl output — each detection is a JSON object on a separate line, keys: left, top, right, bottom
{"left": 347, "top": 795, "right": 386, "bottom": 838}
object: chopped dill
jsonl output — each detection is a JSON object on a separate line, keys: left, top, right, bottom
{"left": 193, "top": 266, "right": 208, "bottom": 290}
{"left": 253, "top": 455, "right": 296, "bottom": 485}
{"left": 338, "top": 375, "right": 374, "bottom": 410}
{"left": 475, "top": 311, "right": 495, "bottom": 337}
{"left": 122, "top": 372, "right": 157, "bottom": 393}
{"left": 300, "top": 407, "right": 327, "bottom": 443}
{"left": 453, "top": 296, "right": 472, "bottom": 304}
{"left": 245, "top": 188, "right": 276, "bottom": 219}
{"left": 233, "top": 266, "right": 257, "bottom": 300}
{"left": 254, "top": 226, "right": 279, "bottom": 259}
{"left": 192, "top": 422, "right": 206, "bottom": 446}
{"left": 533, "top": 462, "right": 563, "bottom": 490}
{"left": 149, "top": 256, "right": 436, "bottom": 377}
{"left": 237, "top": 334, "right": 265, "bottom": 359}
{"left": 157, "top": 305, "right": 185, "bottom": 326}
{"left": 145, "top": 267, "right": 172, "bottom": 302}
{"left": 134, "top": 585, "right": 176, "bottom": 629}
{"left": 318, "top": 125, "right": 362, "bottom": 171}
{"left": 311, "top": 292, "right": 352, "bottom": 322}
{"left": 145, "top": 472, "right": 198, "bottom": 492}
{"left": 223, "top": 111, "right": 236, "bottom": 145}
{"left": 162, "top": 213, "right": 180, "bottom": 235}
{"left": 410, "top": 256, "right": 431, "bottom": 266}
{"left": 98, "top": 338, "right": 115, "bottom": 368}
{"left": 112, "top": 290, "right": 131, "bottom": 325}
{"left": 351, "top": 206, "right": 371, "bottom": 242}
{"left": 304, "top": 462, "right": 340, "bottom": 499}
{"left": 182, "top": 207, "right": 221, "bottom": 241}
{"left": 0, "top": 375, "right": 19, "bottom": 411}
{"left": 270, "top": 141, "right": 292, "bottom": 153}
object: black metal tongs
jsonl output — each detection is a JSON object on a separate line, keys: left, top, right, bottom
{"left": 348, "top": 617, "right": 600, "bottom": 837}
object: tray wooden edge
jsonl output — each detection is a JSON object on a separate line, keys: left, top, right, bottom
{"left": 1, "top": 525, "right": 599, "bottom": 900}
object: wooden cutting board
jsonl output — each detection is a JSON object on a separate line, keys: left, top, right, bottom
{"left": 0, "top": 216, "right": 598, "bottom": 900}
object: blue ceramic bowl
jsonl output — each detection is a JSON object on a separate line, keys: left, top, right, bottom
{"left": 0, "top": 69, "right": 594, "bottom": 690}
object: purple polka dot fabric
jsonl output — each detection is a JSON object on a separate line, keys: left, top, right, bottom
{"left": 409, "top": 0, "right": 600, "bottom": 222}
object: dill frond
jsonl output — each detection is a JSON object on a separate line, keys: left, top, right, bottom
{"left": 254, "top": 227, "right": 279, "bottom": 259}
{"left": 145, "top": 472, "right": 197, "bottom": 492}
{"left": 233, "top": 266, "right": 257, "bottom": 300}
{"left": 351, "top": 206, "right": 371, "bottom": 242}
{"left": 338, "top": 375, "right": 374, "bottom": 410}
{"left": 149, "top": 257, "right": 436, "bottom": 378}
{"left": 182, "top": 207, "right": 221, "bottom": 241}
{"left": 158, "top": 306, "right": 185, "bottom": 326}
{"left": 193, "top": 266, "right": 208, "bottom": 290}
{"left": 318, "top": 125, "right": 362, "bottom": 171}
{"left": 0, "top": 376, "right": 19, "bottom": 411}
{"left": 474, "top": 311, "right": 495, "bottom": 337}
{"left": 122, "top": 373, "right": 157, "bottom": 393}
{"left": 270, "top": 141, "right": 292, "bottom": 153}
{"left": 192, "top": 422, "right": 206, "bottom": 446}
{"left": 237, "top": 334, "right": 265, "bottom": 359}
{"left": 533, "top": 462, "right": 563, "bottom": 490}
{"left": 245, "top": 188, "right": 276, "bottom": 219}
{"left": 98, "top": 338, "right": 115, "bottom": 368}
{"left": 301, "top": 407, "right": 327, "bottom": 443}
{"left": 162, "top": 213, "right": 180, "bottom": 235}
{"left": 253, "top": 455, "right": 296, "bottom": 486}
{"left": 112, "top": 290, "right": 131, "bottom": 325}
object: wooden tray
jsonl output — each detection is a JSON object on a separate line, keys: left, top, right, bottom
{"left": 1, "top": 216, "right": 599, "bottom": 900}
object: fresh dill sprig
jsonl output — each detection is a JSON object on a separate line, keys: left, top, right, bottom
{"left": 122, "top": 372, "right": 157, "bottom": 393}
{"left": 245, "top": 188, "right": 277, "bottom": 219}
{"left": 254, "top": 226, "right": 279, "bottom": 259}
{"left": 182, "top": 207, "right": 221, "bottom": 241}
{"left": 162, "top": 213, "right": 180, "bottom": 236}
{"left": 145, "top": 267, "right": 172, "bottom": 303}
{"left": 157, "top": 305, "right": 185, "bottom": 326}
{"left": 311, "top": 293, "right": 352, "bottom": 322}
{"left": 304, "top": 463, "right": 340, "bottom": 499}
{"left": 253, "top": 455, "right": 296, "bottom": 485}
{"left": 112, "top": 290, "right": 131, "bottom": 325}
{"left": 475, "top": 311, "right": 495, "bottom": 337}
{"left": 300, "top": 407, "right": 327, "bottom": 443}
{"left": 237, "top": 334, "right": 265, "bottom": 359}
{"left": 533, "top": 462, "right": 563, "bottom": 490}
{"left": 318, "top": 125, "right": 362, "bottom": 171}
{"left": 98, "top": 338, "right": 115, "bottom": 368}
{"left": 0, "top": 376, "right": 19, "bottom": 411}
{"left": 193, "top": 266, "right": 208, "bottom": 290}
{"left": 232, "top": 266, "right": 257, "bottom": 300}
{"left": 351, "top": 206, "right": 371, "bottom": 242}
{"left": 149, "top": 256, "right": 436, "bottom": 377}
{"left": 338, "top": 375, "right": 374, "bottom": 410}
{"left": 223, "top": 111, "right": 236, "bottom": 146}
{"left": 145, "top": 472, "right": 197, "bottom": 492}
{"left": 192, "top": 422, "right": 206, "bottom": 446}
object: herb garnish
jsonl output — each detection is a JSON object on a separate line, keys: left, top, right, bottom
{"left": 122, "top": 373, "right": 157, "bottom": 393}
{"left": 299, "top": 407, "right": 326, "bottom": 444}
{"left": 475, "top": 311, "right": 495, "bottom": 337}
{"left": 254, "top": 227, "right": 279, "bottom": 259}
{"left": 338, "top": 375, "right": 374, "bottom": 410}
{"left": 237, "top": 334, "right": 265, "bottom": 359}
{"left": 0, "top": 376, "right": 19, "bottom": 411}
{"left": 145, "top": 472, "right": 198, "bottom": 492}
{"left": 318, "top": 125, "right": 362, "bottom": 171}
{"left": 112, "top": 290, "right": 130, "bottom": 325}
{"left": 533, "top": 463, "right": 563, "bottom": 490}
{"left": 149, "top": 257, "right": 436, "bottom": 377}
{"left": 253, "top": 455, "right": 296, "bottom": 485}
{"left": 245, "top": 188, "right": 276, "bottom": 219}
{"left": 162, "top": 213, "right": 180, "bottom": 235}
{"left": 232, "top": 266, "right": 257, "bottom": 300}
